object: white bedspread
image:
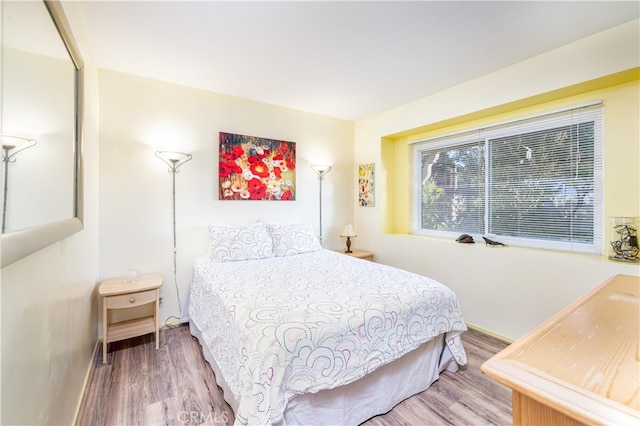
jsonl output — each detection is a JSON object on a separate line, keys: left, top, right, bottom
{"left": 188, "top": 249, "right": 467, "bottom": 425}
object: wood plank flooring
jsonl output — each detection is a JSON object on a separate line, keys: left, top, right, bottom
{"left": 76, "top": 325, "right": 512, "bottom": 425}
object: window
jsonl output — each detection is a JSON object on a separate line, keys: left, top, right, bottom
{"left": 412, "top": 103, "right": 603, "bottom": 253}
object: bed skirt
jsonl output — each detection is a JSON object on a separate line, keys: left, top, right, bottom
{"left": 189, "top": 320, "right": 458, "bottom": 425}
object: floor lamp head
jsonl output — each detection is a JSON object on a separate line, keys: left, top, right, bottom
{"left": 155, "top": 151, "right": 192, "bottom": 173}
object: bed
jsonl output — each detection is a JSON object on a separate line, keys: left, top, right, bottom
{"left": 187, "top": 221, "right": 467, "bottom": 425}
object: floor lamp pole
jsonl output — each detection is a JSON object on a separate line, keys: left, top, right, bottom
{"left": 155, "top": 151, "right": 192, "bottom": 316}
{"left": 311, "top": 164, "right": 332, "bottom": 246}
{"left": 169, "top": 160, "right": 180, "bottom": 313}
{"left": 318, "top": 176, "right": 324, "bottom": 244}
{"left": 2, "top": 148, "right": 10, "bottom": 234}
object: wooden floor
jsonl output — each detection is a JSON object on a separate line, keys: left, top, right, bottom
{"left": 76, "top": 325, "right": 512, "bottom": 425}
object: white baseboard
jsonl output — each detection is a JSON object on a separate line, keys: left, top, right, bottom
{"left": 72, "top": 339, "right": 100, "bottom": 424}
{"left": 466, "top": 322, "right": 515, "bottom": 344}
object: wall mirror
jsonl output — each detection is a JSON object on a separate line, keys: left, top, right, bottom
{"left": 1, "top": 0, "right": 84, "bottom": 268}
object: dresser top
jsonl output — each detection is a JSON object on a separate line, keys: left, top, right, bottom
{"left": 482, "top": 274, "right": 640, "bottom": 425}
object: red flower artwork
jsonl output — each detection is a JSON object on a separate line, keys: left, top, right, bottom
{"left": 218, "top": 132, "right": 296, "bottom": 201}
{"left": 250, "top": 161, "right": 270, "bottom": 178}
{"left": 281, "top": 189, "right": 293, "bottom": 200}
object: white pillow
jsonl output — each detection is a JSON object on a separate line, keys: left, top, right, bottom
{"left": 209, "top": 222, "right": 274, "bottom": 262}
{"left": 267, "top": 222, "right": 322, "bottom": 257}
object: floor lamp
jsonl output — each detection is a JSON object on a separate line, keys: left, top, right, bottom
{"left": 2, "top": 135, "right": 37, "bottom": 233}
{"left": 155, "top": 150, "right": 192, "bottom": 316}
{"left": 311, "top": 164, "right": 332, "bottom": 246}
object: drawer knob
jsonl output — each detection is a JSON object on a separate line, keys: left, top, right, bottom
{"left": 129, "top": 297, "right": 136, "bottom": 304}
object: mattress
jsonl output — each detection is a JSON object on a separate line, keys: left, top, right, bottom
{"left": 188, "top": 249, "right": 467, "bottom": 425}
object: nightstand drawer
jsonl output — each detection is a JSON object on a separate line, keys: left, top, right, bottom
{"left": 106, "top": 289, "right": 157, "bottom": 309}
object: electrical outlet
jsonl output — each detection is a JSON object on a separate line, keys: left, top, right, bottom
{"left": 159, "top": 295, "right": 164, "bottom": 307}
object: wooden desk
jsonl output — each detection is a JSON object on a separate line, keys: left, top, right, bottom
{"left": 99, "top": 273, "right": 162, "bottom": 364}
{"left": 481, "top": 274, "right": 639, "bottom": 425}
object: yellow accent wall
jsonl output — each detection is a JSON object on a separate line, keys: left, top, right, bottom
{"left": 383, "top": 69, "right": 640, "bottom": 238}
{"left": 354, "top": 20, "right": 640, "bottom": 340}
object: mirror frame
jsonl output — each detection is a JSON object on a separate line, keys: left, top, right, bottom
{"left": 1, "top": 0, "right": 84, "bottom": 268}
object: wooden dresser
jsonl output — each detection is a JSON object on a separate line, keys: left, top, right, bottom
{"left": 481, "top": 274, "right": 639, "bottom": 425}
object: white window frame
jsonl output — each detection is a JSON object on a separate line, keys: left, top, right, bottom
{"left": 411, "top": 102, "right": 604, "bottom": 254}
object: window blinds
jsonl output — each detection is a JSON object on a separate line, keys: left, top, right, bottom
{"left": 412, "top": 102, "right": 603, "bottom": 254}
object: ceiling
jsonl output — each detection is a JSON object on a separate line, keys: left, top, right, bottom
{"left": 78, "top": 1, "right": 639, "bottom": 121}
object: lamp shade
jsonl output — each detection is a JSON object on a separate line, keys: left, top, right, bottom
{"left": 155, "top": 150, "right": 192, "bottom": 171}
{"left": 2, "top": 134, "right": 36, "bottom": 153}
{"left": 311, "top": 163, "right": 332, "bottom": 178}
{"left": 341, "top": 224, "right": 357, "bottom": 237}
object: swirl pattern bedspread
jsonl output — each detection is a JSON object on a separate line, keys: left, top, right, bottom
{"left": 188, "top": 249, "right": 467, "bottom": 425}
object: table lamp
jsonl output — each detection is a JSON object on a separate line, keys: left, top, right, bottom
{"left": 340, "top": 224, "right": 357, "bottom": 253}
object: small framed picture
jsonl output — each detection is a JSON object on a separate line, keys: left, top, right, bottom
{"left": 358, "top": 163, "right": 374, "bottom": 207}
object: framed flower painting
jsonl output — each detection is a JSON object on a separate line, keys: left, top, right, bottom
{"left": 358, "top": 163, "right": 375, "bottom": 207}
{"left": 218, "top": 132, "right": 296, "bottom": 201}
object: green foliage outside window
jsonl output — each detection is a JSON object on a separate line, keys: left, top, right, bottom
{"left": 417, "top": 111, "right": 598, "bottom": 251}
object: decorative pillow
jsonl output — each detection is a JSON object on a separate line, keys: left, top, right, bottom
{"left": 267, "top": 222, "right": 322, "bottom": 257}
{"left": 209, "top": 222, "right": 274, "bottom": 262}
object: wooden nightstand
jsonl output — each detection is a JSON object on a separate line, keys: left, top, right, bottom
{"left": 340, "top": 249, "right": 373, "bottom": 261}
{"left": 99, "top": 273, "right": 162, "bottom": 363}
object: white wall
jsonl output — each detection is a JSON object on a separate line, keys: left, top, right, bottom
{"left": 2, "top": 48, "right": 74, "bottom": 232}
{"left": 97, "top": 70, "right": 354, "bottom": 323}
{"left": 354, "top": 20, "right": 640, "bottom": 340}
{"left": 0, "top": 2, "right": 100, "bottom": 424}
